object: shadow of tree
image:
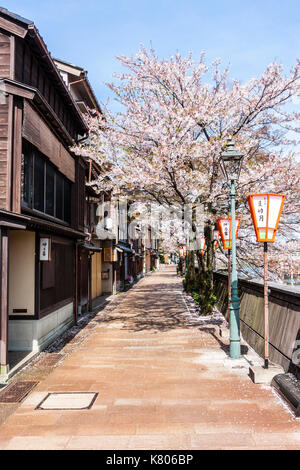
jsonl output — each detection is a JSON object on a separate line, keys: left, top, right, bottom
{"left": 198, "top": 327, "right": 249, "bottom": 357}
{"left": 96, "top": 279, "right": 226, "bottom": 334}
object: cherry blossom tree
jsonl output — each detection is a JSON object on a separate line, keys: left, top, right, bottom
{"left": 73, "top": 47, "right": 300, "bottom": 313}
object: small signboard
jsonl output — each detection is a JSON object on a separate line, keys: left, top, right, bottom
{"left": 103, "top": 247, "right": 113, "bottom": 262}
{"left": 101, "top": 270, "right": 109, "bottom": 280}
{"left": 40, "top": 237, "right": 51, "bottom": 261}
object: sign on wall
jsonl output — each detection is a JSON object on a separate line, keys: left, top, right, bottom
{"left": 40, "top": 237, "right": 51, "bottom": 261}
{"left": 103, "top": 247, "right": 112, "bottom": 262}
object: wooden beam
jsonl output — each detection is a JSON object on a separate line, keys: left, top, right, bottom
{"left": 0, "top": 79, "right": 76, "bottom": 147}
{"left": 0, "top": 228, "right": 9, "bottom": 374}
{"left": 0, "top": 17, "right": 28, "bottom": 39}
{"left": 6, "top": 94, "right": 13, "bottom": 211}
{"left": 9, "top": 34, "right": 15, "bottom": 80}
{"left": 0, "top": 80, "right": 35, "bottom": 100}
{"left": 12, "top": 97, "right": 23, "bottom": 213}
{"left": 0, "top": 221, "right": 25, "bottom": 229}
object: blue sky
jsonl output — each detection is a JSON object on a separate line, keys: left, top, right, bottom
{"left": 3, "top": 0, "right": 300, "bottom": 108}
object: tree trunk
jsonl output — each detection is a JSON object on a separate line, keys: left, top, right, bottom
{"left": 195, "top": 223, "right": 214, "bottom": 315}
{"left": 185, "top": 250, "right": 197, "bottom": 292}
{"left": 181, "top": 202, "right": 215, "bottom": 315}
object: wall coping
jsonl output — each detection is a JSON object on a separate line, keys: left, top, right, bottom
{"left": 214, "top": 271, "right": 300, "bottom": 299}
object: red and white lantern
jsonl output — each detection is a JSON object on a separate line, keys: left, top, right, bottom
{"left": 247, "top": 193, "right": 285, "bottom": 242}
{"left": 179, "top": 245, "right": 188, "bottom": 257}
{"left": 217, "top": 218, "right": 240, "bottom": 250}
{"left": 200, "top": 237, "right": 206, "bottom": 254}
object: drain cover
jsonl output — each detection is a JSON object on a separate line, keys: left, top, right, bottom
{"left": 36, "top": 392, "right": 98, "bottom": 410}
{"left": 0, "top": 381, "right": 38, "bottom": 403}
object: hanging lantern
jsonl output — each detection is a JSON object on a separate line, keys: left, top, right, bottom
{"left": 213, "top": 230, "right": 220, "bottom": 252}
{"left": 248, "top": 193, "right": 285, "bottom": 242}
{"left": 200, "top": 237, "right": 206, "bottom": 254}
{"left": 179, "top": 246, "right": 188, "bottom": 257}
{"left": 218, "top": 218, "right": 240, "bottom": 250}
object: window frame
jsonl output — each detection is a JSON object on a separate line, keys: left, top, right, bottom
{"left": 21, "top": 140, "right": 72, "bottom": 225}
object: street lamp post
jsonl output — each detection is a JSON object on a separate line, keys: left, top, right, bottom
{"left": 220, "top": 138, "right": 244, "bottom": 359}
{"left": 227, "top": 249, "right": 231, "bottom": 329}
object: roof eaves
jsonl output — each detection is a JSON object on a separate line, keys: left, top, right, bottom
{"left": 53, "top": 57, "right": 85, "bottom": 73}
{"left": 82, "top": 75, "right": 102, "bottom": 114}
{"left": 0, "top": 8, "right": 88, "bottom": 134}
{"left": 26, "top": 24, "right": 88, "bottom": 134}
{"left": 54, "top": 57, "right": 102, "bottom": 114}
{"left": 0, "top": 7, "right": 33, "bottom": 26}
{"left": 0, "top": 78, "right": 76, "bottom": 146}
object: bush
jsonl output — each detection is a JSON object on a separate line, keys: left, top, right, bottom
{"left": 187, "top": 289, "right": 217, "bottom": 310}
{"left": 192, "top": 291, "right": 201, "bottom": 305}
{"left": 159, "top": 254, "right": 165, "bottom": 264}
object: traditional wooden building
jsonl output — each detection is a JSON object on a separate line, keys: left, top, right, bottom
{"left": 0, "top": 7, "right": 160, "bottom": 378}
{"left": 0, "top": 8, "right": 90, "bottom": 376}
{"left": 53, "top": 58, "right": 105, "bottom": 313}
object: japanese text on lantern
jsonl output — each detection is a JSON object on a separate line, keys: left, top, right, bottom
{"left": 253, "top": 195, "right": 267, "bottom": 225}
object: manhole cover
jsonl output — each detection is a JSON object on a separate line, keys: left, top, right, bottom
{"left": 36, "top": 353, "right": 64, "bottom": 367}
{"left": 0, "top": 381, "right": 38, "bottom": 403}
{"left": 36, "top": 392, "right": 98, "bottom": 410}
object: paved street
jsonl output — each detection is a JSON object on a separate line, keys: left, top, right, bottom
{"left": 0, "top": 266, "right": 299, "bottom": 450}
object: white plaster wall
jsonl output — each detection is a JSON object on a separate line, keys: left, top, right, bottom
{"left": 9, "top": 230, "right": 35, "bottom": 316}
{"left": 8, "top": 302, "right": 74, "bottom": 352}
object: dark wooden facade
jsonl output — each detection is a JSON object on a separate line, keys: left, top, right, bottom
{"left": 54, "top": 58, "right": 105, "bottom": 312}
{"left": 0, "top": 7, "right": 159, "bottom": 376}
{"left": 0, "top": 8, "right": 88, "bottom": 374}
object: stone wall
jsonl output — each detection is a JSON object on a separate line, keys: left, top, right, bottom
{"left": 214, "top": 273, "right": 300, "bottom": 376}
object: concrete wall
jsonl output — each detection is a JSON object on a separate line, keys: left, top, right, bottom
{"left": 214, "top": 273, "right": 300, "bottom": 375}
{"left": 8, "top": 302, "right": 73, "bottom": 352}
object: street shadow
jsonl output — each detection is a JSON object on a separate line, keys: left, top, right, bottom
{"left": 96, "top": 306, "right": 186, "bottom": 332}
{"left": 96, "top": 286, "right": 226, "bottom": 333}
{"left": 43, "top": 295, "right": 124, "bottom": 354}
{"left": 198, "top": 327, "right": 249, "bottom": 357}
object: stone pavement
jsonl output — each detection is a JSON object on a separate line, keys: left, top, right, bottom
{"left": 0, "top": 265, "right": 299, "bottom": 450}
